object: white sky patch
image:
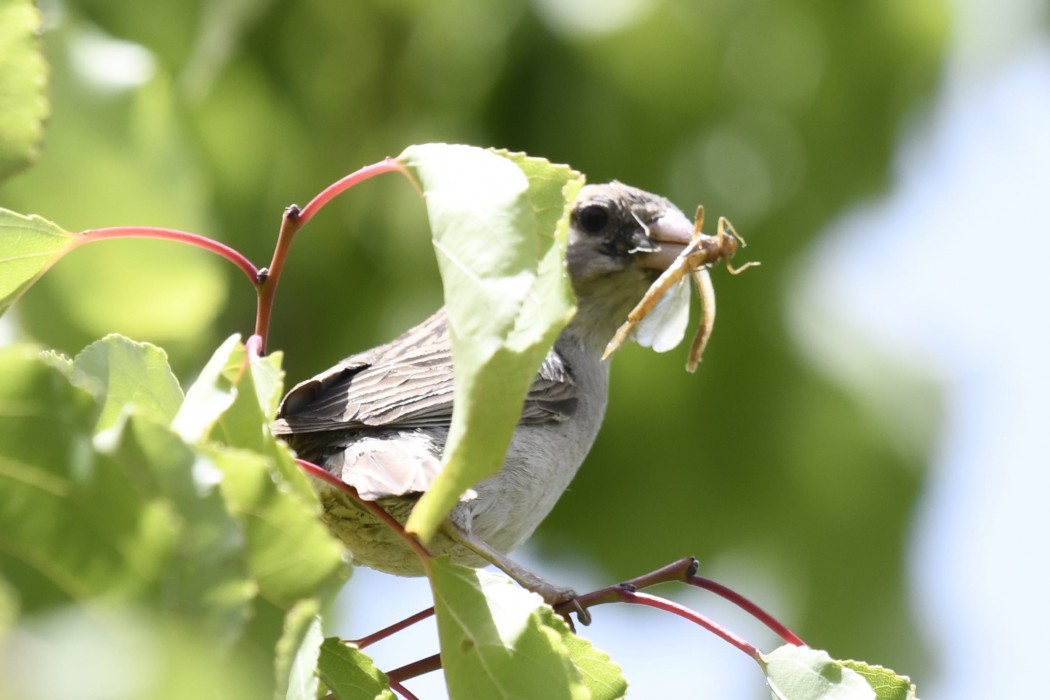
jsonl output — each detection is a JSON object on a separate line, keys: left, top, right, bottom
{"left": 69, "top": 29, "right": 156, "bottom": 90}
{"left": 531, "top": 0, "right": 655, "bottom": 37}
{"left": 0, "top": 316, "right": 16, "bottom": 346}
{"left": 790, "top": 5, "right": 1050, "bottom": 696}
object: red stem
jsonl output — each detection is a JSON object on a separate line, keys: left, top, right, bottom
{"left": 245, "top": 334, "right": 264, "bottom": 359}
{"left": 617, "top": 589, "right": 762, "bottom": 662}
{"left": 74, "top": 226, "right": 258, "bottom": 283}
{"left": 253, "top": 157, "right": 412, "bottom": 352}
{"left": 388, "top": 678, "right": 421, "bottom": 700}
{"left": 295, "top": 459, "right": 432, "bottom": 562}
{"left": 68, "top": 159, "right": 416, "bottom": 355}
{"left": 254, "top": 206, "right": 301, "bottom": 354}
{"left": 296, "top": 157, "right": 412, "bottom": 226}
{"left": 351, "top": 607, "right": 435, "bottom": 649}
{"left": 688, "top": 575, "right": 805, "bottom": 647}
{"left": 387, "top": 654, "right": 442, "bottom": 683}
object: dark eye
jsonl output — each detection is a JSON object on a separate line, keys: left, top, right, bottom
{"left": 576, "top": 203, "right": 610, "bottom": 234}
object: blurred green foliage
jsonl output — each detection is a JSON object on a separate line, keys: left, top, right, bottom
{"left": 0, "top": 0, "right": 948, "bottom": 685}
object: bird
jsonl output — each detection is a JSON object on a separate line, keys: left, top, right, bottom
{"left": 272, "top": 182, "right": 697, "bottom": 606}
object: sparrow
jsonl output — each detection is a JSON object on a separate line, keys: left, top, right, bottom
{"left": 273, "top": 182, "right": 697, "bottom": 605}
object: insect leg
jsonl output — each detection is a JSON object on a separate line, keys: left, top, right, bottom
{"left": 686, "top": 267, "right": 717, "bottom": 372}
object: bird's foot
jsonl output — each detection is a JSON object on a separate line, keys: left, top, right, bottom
{"left": 441, "top": 522, "right": 592, "bottom": 626}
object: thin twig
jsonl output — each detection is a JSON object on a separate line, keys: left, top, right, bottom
{"left": 74, "top": 226, "right": 259, "bottom": 282}
{"left": 388, "top": 677, "right": 421, "bottom": 700}
{"left": 351, "top": 607, "right": 436, "bottom": 649}
{"left": 255, "top": 157, "right": 411, "bottom": 351}
{"left": 615, "top": 589, "right": 761, "bottom": 661}
{"left": 295, "top": 458, "right": 432, "bottom": 561}
{"left": 688, "top": 575, "right": 805, "bottom": 647}
{"left": 254, "top": 205, "right": 302, "bottom": 352}
{"left": 554, "top": 556, "right": 698, "bottom": 615}
{"left": 387, "top": 653, "right": 442, "bottom": 683}
{"left": 297, "top": 157, "right": 410, "bottom": 226}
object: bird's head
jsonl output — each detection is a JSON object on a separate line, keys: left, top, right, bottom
{"left": 564, "top": 182, "right": 694, "bottom": 350}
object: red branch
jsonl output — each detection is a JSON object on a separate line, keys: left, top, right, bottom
{"left": 615, "top": 589, "right": 761, "bottom": 661}
{"left": 297, "top": 157, "right": 411, "bottom": 226}
{"left": 689, "top": 575, "right": 805, "bottom": 647}
{"left": 74, "top": 226, "right": 258, "bottom": 283}
{"left": 387, "top": 654, "right": 442, "bottom": 684}
{"left": 387, "top": 677, "right": 421, "bottom": 700}
{"left": 254, "top": 157, "right": 412, "bottom": 351}
{"left": 295, "top": 459, "right": 432, "bottom": 562}
{"left": 351, "top": 607, "right": 435, "bottom": 649}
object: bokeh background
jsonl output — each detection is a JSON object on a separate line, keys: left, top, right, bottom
{"left": 2, "top": 0, "right": 1047, "bottom": 697}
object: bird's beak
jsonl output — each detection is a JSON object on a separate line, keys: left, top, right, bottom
{"left": 635, "top": 208, "right": 695, "bottom": 270}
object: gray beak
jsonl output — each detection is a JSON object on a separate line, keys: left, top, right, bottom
{"left": 635, "top": 207, "right": 695, "bottom": 270}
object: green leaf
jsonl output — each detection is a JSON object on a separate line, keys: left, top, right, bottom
{"left": 0, "top": 345, "right": 167, "bottom": 609}
{"left": 840, "top": 660, "right": 917, "bottom": 700}
{"left": 398, "top": 143, "right": 583, "bottom": 541}
{"left": 0, "top": 209, "right": 77, "bottom": 315}
{"left": 70, "top": 334, "right": 185, "bottom": 433}
{"left": 428, "top": 557, "right": 586, "bottom": 699}
{"left": 0, "top": 605, "right": 270, "bottom": 700}
{"left": 172, "top": 335, "right": 294, "bottom": 463}
{"left": 173, "top": 334, "right": 345, "bottom": 604}
{"left": 250, "top": 348, "right": 286, "bottom": 422}
{"left": 205, "top": 445, "right": 346, "bottom": 609}
{"left": 561, "top": 629, "right": 628, "bottom": 700}
{"left": 0, "top": 575, "right": 17, "bottom": 637}
{"left": 158, "top": 334, "right": 345, "bottom": 694}
{"left": 317, "top": 637, "right": 396, "bottom": 700}
{"left": 211, "top": 346, "right": 286, "bottom": 455}
{"left": 0, "top": 335, "right": 347, "bottom": 699}
{"left": 171, "top": 334, "right": 243, "bottom": 443}
{"left": 102, "top": 414, "right": 254, "bottom": 647}
{"left": 762, "top": 645, "right": 876, "bottom": 700}
{"left": 206, "top": 443, "right": 346, "bottom": 698}
{"left": 0, "top": 343, "right": 254, "bottom": 639}
{"left": 0, "top": 0, "right": 49, "bottom": 180}
{"left": 277, "top": 602, "right": 323, "bottom": 700}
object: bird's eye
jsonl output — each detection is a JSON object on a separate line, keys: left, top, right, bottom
{"left": 576, "top": 203, "right": 610, "bottom": 234}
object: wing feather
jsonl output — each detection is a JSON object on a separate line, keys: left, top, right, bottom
{"left": 274, "top": 309, "right": 577, "bottom": 439}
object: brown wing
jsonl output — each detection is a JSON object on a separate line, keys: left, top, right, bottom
{"left": 273, "top": 308, "right": 577, "bottom": 438}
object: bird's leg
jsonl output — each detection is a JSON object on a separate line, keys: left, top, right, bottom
{"left": 440, "top": 522, "right": 592, "bottom": 625}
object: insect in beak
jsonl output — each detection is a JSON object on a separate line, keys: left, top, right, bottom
{"left": 604, "top": 205, "right": 759, "bottom": 372}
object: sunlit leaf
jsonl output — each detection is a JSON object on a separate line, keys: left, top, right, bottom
{"left": 101, "top": 414, "right": 253, "bottom": 646}
{"left": 174, "top": 335, "right": 345, "bottom": 606}
{"left": 398, "top": 144, "right": 583, "bottom": 541}
{"left": 840, "top": 660, "right": 917, "bottom": 700}
{"left": 205, "top": 443, "right": 346, "bottom": 696}
{"left": 0, "top": 346, "right": 165, "bottom": 609}
{"left": 0, "top": 605, "right": 269, "bottom": 700}
{"left": 561, "top": 629, "right": 628, "bottom": 700}
{"left": 0, "top": 577, "right": 15, "bottom": 635}
{"left": 428, "top": 557, "right": 586, "bottom": 699}
{"left": 277, "top": 601, "right": 323, "bottom": 700}
{"left": 0, "top": 345, "right": 252, "bottom": 645}
{"left": 317, "top": 637, "right": 395, "bottom": 700}
{"left": 171, "top": 334, "right": 242, "bottom": 443}
{"left": 70, "top": 334, "right": 184, "bottom": 433}
{"left": 762, "top": 645, "right": 875, "bottom": 700}
{"left": 203, "top": 444, "right": 346, "bottom": 608}
{"left": 0, "top": 0, "right": 48, "bottom": 180}
{"left": 0, "top": 209, "right": 77, "bottom": 315}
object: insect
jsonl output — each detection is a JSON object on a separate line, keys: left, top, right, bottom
{"left": 603, "top": 205, "right": 758, "bottom": 372}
